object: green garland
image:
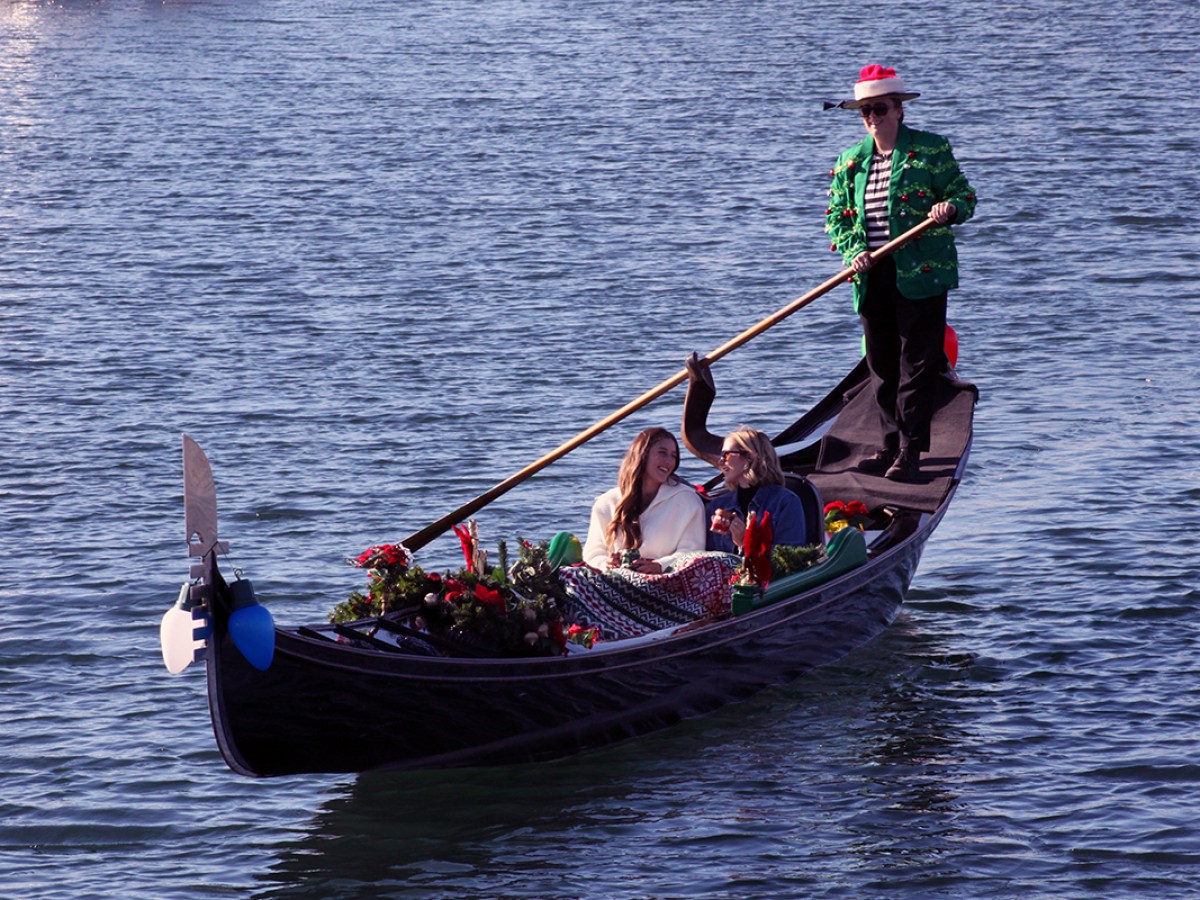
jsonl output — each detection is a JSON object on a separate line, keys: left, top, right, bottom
{"left": 331, "top": 536, "right": 822, "bottom": 657}
{"left": 770, "top": 543, "right": 824, "bottom": 580}
{"left": 330, "top": 538, "right": 568, "bottom": 658}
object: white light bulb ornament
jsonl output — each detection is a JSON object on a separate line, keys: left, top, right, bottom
{"left": 160, "top": 583, "right": 211, "bottom": 675}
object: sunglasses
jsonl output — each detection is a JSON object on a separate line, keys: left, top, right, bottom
{"left": 719, "top": 450, "right": 751, "bottom": 463}
{"left": 859, "top": 101, "right": 894, "bottom": 118}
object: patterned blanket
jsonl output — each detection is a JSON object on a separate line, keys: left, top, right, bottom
{"left": 559, "top": 552, "right": 741, "bottom": 641}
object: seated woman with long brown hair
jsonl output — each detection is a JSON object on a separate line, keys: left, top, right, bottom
{"left": 561, "top": 427, "right": 737, "bottom": 641}
{"left": 581, "top": 426, "right": 706, "bottom": 575}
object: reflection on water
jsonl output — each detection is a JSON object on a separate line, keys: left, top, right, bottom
{"left": 253, "top": 618, "right": 983, "bottom": 898}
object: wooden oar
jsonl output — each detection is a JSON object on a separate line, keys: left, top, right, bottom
{"left": 400, "top": 215, "right": 941, "bottom": 551}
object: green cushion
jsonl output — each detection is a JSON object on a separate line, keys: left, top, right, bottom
{"left": 733, "top": 528, "right": 869, "bottom": 615}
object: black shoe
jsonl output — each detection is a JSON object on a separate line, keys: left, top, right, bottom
{"left": 885, "top": 447, "right": 920, "bottom": 482}
{"left": 857, "top": 448, "right": 897, "bottom": 475}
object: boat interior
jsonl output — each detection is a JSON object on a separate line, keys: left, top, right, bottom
{"left": 280, "top": 364, "right": 977, "bottom": 658}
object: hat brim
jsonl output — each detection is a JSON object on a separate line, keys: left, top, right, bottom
{"left": 843, "top": 91, "right": 920, "bottom": 109}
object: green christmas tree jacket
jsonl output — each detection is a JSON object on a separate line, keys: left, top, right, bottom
{"left": 825, "top": 123, "right": 977, "bottom": 311}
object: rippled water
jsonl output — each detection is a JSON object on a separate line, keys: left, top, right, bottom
{"left": 2, "top": 0, "right": 1198, "bottom": 897}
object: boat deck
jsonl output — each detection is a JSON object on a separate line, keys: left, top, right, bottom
{"left": 790, "top": 371, "right": 977, "bottom": 514}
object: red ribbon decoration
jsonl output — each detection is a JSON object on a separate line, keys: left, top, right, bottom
{"left": 743, "top": 510, "right": 774, "bottom": 589}
{"left": 451, "top": 524, "right": 474, "bottom": 573}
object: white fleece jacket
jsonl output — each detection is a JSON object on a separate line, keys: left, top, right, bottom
{"left": 582, "top": 477, "right": 706, "bottom": 567}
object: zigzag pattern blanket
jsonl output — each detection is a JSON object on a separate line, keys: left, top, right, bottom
{"left": 559, "top": 552, "right": 740, "bottom": 641}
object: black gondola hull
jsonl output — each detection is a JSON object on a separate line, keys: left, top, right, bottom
{"left": 191, "top": 362, "right": 975, "bottom": 776}
{"left": 206, "top": 514, "right": 934, "bottom": 777}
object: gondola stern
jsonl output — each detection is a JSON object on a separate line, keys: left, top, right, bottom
{"left": 179, "top": 435, "right": 284, "bottom": 777}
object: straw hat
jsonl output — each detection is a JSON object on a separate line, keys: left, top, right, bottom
{"left": 843, "top": 64, "right": 921, "bottom": 108}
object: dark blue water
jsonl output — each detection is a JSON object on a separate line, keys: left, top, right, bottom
{"left": 2, "top": 1, "right": 1198, "bottom": 897}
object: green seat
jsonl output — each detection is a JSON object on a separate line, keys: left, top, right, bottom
{"left": 732, "top": 527, "right": 868, "bottom": 616}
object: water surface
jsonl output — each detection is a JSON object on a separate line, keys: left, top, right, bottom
{"left": 1, "top": 1, "right": 1198, "bottom": 897}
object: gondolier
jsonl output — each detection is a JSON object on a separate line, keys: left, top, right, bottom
{"left": 825, "top": 64, "right": 977, "bottom": 482}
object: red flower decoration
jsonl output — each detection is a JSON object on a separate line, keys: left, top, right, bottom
{"left": 825, "top": 498, "right": 871, "bottom": 534}
{"left": 353, "top": 543, "right": 411, "bottom": 570}
{"left": 473, "top": 582, "right": 507, "bottom": 612}
{"left": 566, "top": 623, "right": 600, "bottom": 649}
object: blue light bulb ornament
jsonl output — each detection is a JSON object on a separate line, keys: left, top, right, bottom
{"left": 227, "top": 573, "right": 275, "bottom": 671}
{"left": 161, "top": 583, "right": 211, "bottom": 675}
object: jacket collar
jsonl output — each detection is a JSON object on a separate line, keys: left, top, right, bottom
{"left": 856, "top": 122, "right": 913, "bottom": 160}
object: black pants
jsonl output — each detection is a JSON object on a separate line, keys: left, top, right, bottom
{"left": 859, "top": 257, "right": 947, "bottom": 454}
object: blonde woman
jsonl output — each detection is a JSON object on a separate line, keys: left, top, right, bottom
{"left": 704, "top": 427, "right": 809, "bottom": 555}
{"left": 681, "top": 353, "right": 809, "bottom": 555}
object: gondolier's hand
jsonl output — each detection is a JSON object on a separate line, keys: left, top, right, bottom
{"left": 850, "top": 252, "right": 874, "bottom": 273}
{"left": 930, "top": 202, "right": 957, "bottom": 224}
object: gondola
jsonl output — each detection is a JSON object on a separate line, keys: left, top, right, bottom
{"left": 162, "top": 217, "right": 976, "bottom": 776}
{"left": 171, "top": 354, "right": 976, "bottom": 778}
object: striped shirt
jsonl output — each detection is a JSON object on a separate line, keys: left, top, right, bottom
{"left": 864, "top": 149, "right": 892, "bottom": 249}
